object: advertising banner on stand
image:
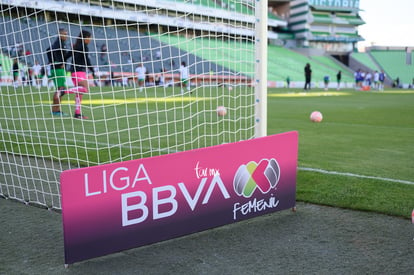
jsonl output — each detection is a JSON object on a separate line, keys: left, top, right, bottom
{"left": 61, "top": 131, "right": 298, "bottom": 264}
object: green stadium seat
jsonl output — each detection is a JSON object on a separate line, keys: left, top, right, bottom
{"left": 351, "top": 52, "right": 380, "bottom": 72}
{"left": 370, "top": 50, "right": 414, "bottom": 84}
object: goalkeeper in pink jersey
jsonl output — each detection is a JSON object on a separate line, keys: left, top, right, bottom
{"left": 67, "top": 30, "right": 95, "bottom": 119}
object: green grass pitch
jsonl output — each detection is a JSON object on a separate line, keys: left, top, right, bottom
{"left": 1, "top": 85, "right": 255, "bottom": 165}
{"left": 0, "top": 85, "right": 413, "bottom": 218}
{"left": 266, "top": 88, "right": 414, "bottom": 218}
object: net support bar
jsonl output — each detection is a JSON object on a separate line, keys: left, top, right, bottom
{"left": 254, "top": 0, "right": 268, "bottom": 138}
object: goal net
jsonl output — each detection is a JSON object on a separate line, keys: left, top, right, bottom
{"left": 0, "top": 0, "right": 266, "bottom": 209}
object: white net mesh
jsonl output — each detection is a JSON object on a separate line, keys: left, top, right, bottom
{"left": 0, "top": 0, "right": 257, "bottom": 209}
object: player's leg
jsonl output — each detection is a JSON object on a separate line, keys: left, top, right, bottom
{"left": 186, "top": 78, "right": 190, "bottom": 91}
{"left": 36, "top": 75, "right": 41, "bottom": 88}
{"left": 13, "top": 72, "right": 19, "bottom": 87}
{"left": 70, "top": 72, "right": 89, "bottom": 119}
{"left": 74, "top": 93, "right": 85, "bottom": 118}
{"left": 51, "top": 68, "right": 68, "bottom": 114}
{"left": 139, "top": 79, "right": 144, "bottom": 92}
{"left": 304, "top": 79, "right": 309, "bottom": 91}
{"left": 181, "top": 79, "right": 187, "bottom": 94}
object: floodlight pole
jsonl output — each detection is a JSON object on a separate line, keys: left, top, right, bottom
{"left": 254, "top": 0, "right": 268, "bottom": 138}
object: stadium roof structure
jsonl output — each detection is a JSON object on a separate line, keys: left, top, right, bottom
{"left": 4, "top": 0, "right": 287, "bottom": 39}
{"left": 288, "top": 0, "right": 364, "bottom": 52}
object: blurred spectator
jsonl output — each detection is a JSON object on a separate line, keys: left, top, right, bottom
{"left": 304, "top": 63, "right": 312, "bottom": 91}
{"left": 336, "top": 71, "right": 342, "bottom": 90}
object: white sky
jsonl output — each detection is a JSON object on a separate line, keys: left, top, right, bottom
{"left": 357, "top": 0, "right": 414, "bottom": 50}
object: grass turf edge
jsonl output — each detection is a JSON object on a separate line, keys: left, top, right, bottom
{"left": 296, "top": 170, "right": 414, "bottom": 219}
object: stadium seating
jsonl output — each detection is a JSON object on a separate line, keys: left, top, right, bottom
{"left": 170, "top": 0, "right": 280, "bottom": 22}
{"left": 267, "top": 45, "right": 353, "bottom": 83}
{"left": 155, "top": 33, "right": 356, "bottom": 83}
{"left": 174, "top": 0, "right": 254, "bottom": 16}
{"left": 309, "top": 55, "right": 352, "bottom": 81}
{"left": 0, "top": 16, "right": 231, "bottom": 77}
{"left": 350, "top": 52, "right": 381, "bottom": 72}
{"left": 370, "top": 50, "right": 414, "bottom": 85}
{"left": 0, "top": 14, "right": 354, "bottom": 85}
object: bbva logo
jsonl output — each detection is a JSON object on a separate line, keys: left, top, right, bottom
{"left": 233, "top": 158, "right": 280, "bottom": 198}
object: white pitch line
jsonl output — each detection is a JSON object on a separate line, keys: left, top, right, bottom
{"left": 299, "top": 167, "right": 414, "bottom": 185}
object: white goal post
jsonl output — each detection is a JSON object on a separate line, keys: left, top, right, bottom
{"left": 0, "top": 0, "right": 268, "bottom": 209}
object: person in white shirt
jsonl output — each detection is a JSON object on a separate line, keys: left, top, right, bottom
{"left": 365, "top": 72, "right": 372, "bottom": 87}
{"left": 179, "top": 61, "right": 190, "bottom": 94}
{"left": 135, "top": 63, "right": 146, "bottom": 92}
{"left": 32, "top": 61, "right": 42, "bottom": 88}
{"left": 373, "top": 71, "right": 380, "bottom": 90}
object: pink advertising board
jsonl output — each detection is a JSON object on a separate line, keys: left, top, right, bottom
{"left": 61, "top": 131, "right": 298, "bottom": 264}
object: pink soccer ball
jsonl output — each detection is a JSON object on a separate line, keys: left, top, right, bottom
{"left": 310, "top": 111, "right": 323, "bottom": 122}
{"left": 216, "top": 106, "right": 227, "bottom": 116}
